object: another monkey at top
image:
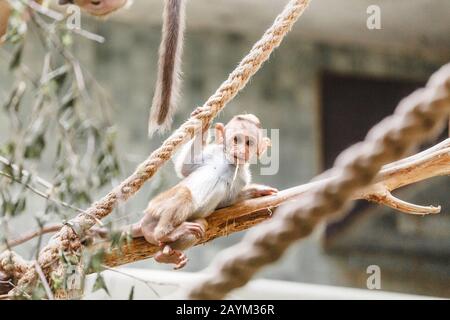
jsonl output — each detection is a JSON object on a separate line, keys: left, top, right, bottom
{"left": 148, "top": 0, "right": 186, "bottom": 136}
{"left": 129, "top": 113, "right": 278, "bottom": 269}
{"left": 57, "top": 0, "right": 130, "bottom": 16}
{"left": 0, "top": 1, "right": 130, "bottom": 44}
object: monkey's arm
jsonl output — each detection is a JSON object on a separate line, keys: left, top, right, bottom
{"left": 174, "top": 128, "right": 210, "bottom": 178}
{"left": 215, "top": 184, "right": 278, "bottom": 209}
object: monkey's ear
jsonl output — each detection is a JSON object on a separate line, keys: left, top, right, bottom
{"left": 257, "top": 137, "right": 271, "bottom": 157}
{"left": 215, "top": 123, "right": 225, "bottom": 144}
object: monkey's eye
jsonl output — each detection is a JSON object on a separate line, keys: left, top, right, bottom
{"left": 233, "top": 136, "right": 239, "bottom": 144}
{"left": 91, "top": 0, "right": 102, "bottom": 6}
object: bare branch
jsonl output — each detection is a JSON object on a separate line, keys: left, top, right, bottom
{"left": 6, "top": 223, "right": 63, "bottom": 248}
{"left": 0, "top": 155, "right": 53, "bottom": 190}
{"left": 34, "top": 262, "right": 54, "bottom": 300}
{"left": 364, "top": 190, "right": 441, "bottom": 215}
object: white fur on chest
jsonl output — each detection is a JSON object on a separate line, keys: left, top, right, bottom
{"left": 180, "top": 145, "right": 250, "bottom": 218}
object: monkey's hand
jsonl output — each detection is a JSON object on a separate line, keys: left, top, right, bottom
{"left": 158, "top": 221, "right": 206, "bottom": 244}
{"left": 239, "top": 184, "right": 279, "bottom": 200}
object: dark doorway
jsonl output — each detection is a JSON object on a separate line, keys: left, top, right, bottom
{"left": 318, "top": 71, "right": 448, "bottom": 243}
{"left": 320, "top": 71, "right": 424, "bottom": 170}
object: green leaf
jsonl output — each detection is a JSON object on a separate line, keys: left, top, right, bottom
{"left": 128, "top": 286, "right": 135, "bottom": 300}
{"left": 93, "top": 274, "right": 110, "bottom": 296}
{"left": 86, "top": 249, "right": 105, "bottom": 273}
{"left": 12, "top": 197, "right": 26, "bottom": 216}
{"left": 31, "top": 285, "right": 46, "bottom": 300}
{"left": 51, "top": 272, "right": 64, "bottom": 291}
{"left": 24, "top": 133, "right": 46, "bottom": 159}
{"left": 9, "top": 43, "right": 24, "bottom": 70}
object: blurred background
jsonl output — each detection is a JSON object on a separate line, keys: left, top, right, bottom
{"left": 1, "top": 0, "right": 449, "bottom": 298}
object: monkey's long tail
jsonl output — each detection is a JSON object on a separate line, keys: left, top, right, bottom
{"left": 148, "top": 0, "right": 186, "bottom": 137}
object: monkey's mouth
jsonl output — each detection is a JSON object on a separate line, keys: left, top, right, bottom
{"left": 232, "top": 155, "right": 247, "bottom": 163}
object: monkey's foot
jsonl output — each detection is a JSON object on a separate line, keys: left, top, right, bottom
{"left": 250, "top": 186, "right": 279, "bottom": 198}
{"left": 154, "top": 246, "right": 188, "bottom": 270}
{"left": 158, "top": 221, "right": 205, "bottom": 243}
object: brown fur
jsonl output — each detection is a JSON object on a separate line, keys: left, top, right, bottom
{"left": 169, "top": 218, "right": 208, "bottom": 251}
{"left": 144, "top": 185, "right": 194, "bottom": 240}
{"left": 0, "top": 271, "right": 12, "bottom": 295}
{"left": 148, "top": 0, "right": 186, "bottom": 136}
{"left": 58, "top": 1, "right": 128, "bottom": 17}
{"left": 0, "top": 1, "right": 11, "bottom": 44}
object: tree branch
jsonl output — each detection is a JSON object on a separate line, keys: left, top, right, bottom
{"left": 96, "top": 139, "right": 450, "bottom": 268}
{"left": 6, "top": 224, "right": 63, "bottom": 248}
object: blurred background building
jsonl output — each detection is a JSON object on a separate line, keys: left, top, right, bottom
{"left": 1, "top": 0, "right": 449, "bottom": 297}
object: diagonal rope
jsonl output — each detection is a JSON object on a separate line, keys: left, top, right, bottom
{"left": 182, "top": 63, "right": 450, "bottom": 299}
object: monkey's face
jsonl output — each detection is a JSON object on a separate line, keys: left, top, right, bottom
{"left": 216, "top": 114, "right": 270, "bottom": 165}
{"left": 223, "top": 122, "right": 261, "bottom": 165}
{"left": 59, "top": 0, "right": 128, "bottom": 17}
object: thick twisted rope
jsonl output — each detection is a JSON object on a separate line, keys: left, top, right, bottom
{"left": 12, "top": 0, "right": 311, "bottom": 295}
{"left": 183, "top": 63, "right": 450, "bottom": 299}
{"left": 0, "top": 251, "right": 31, "bottom": 282}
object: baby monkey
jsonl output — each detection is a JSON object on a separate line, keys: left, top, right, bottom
{"left": 129, "top": 113, "right": 277, "bottom": 269}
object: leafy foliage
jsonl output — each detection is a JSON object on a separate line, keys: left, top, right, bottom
{"left": 0, "top": 1, "right": 122, "bottom": 297}
{"left": 128, "top": 285, "right": 135, "bottom": 300}
{"left": 0, "top": 3, "right": 121, "bottom": 224}
{"left": 93, "top": 273, "right": 110, "bottom": 296}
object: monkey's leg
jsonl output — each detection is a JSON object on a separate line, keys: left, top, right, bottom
{"left": 139, "top": 219, "right": 160, "bottom": 245}
{"left": 158, "top": 218, "right": 207, "bottom": 248}
{"left": 154, "top": 219, "right": 208, "bottom": 269}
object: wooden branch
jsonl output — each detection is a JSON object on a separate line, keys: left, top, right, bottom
{"left": 95, "top": 139, "right": 450, "bottom": 269}
{"left": 6, "top": 224, "right": 63, "bottom": 248}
